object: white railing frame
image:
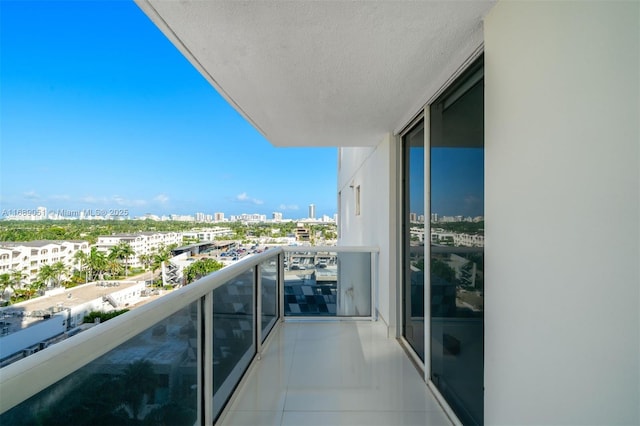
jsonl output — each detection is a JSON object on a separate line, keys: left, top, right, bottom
{"left": 0, "top": 245, "right": 379, "bottom": 419}
{"left": 0, "top": 248, "right": 283, "bottom": 414}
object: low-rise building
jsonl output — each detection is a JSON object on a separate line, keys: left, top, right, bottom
{"left": 0, "top": 240, "right": 90, "bottom": 286}
{"left": 95, "top": 232, "right": 183, "bottom": 268}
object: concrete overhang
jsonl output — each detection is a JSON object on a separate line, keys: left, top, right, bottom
{"left": 135, "top": 1, "right": 494, "bottom": 147}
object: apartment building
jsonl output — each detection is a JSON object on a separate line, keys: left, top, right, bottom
{"left": 0, "top": 241, "right": 90, "bottom": 285}
{"left": 182, "top": 228, "right": 233, "bottom": 242}
{"left": 95, "top": 232, "right": 182, "bottom": 268}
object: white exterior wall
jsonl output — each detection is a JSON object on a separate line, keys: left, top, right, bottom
{"left": 338, "top": 134, "right": 397, "bottom": 331}
{"left": 484, "top": 2, "right": 639, "bottom": 424}
{"left": 0, "top": 242, "right": 89, "bottom": 285}
{"left": 96, "top": 232, "right": 183, "bottom": 267}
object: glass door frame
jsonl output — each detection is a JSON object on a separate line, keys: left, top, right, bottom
{"left": 397, "top": 111, "right": 430, "bottom": 375}
{"left": 396, "top": 52, "right": 484, "bottom": 425}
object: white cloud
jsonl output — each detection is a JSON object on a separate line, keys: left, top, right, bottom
{"left": 235, "top": 192, "right": 263, "bottom": 205}
{"left": 81, "top": 195, "right": 105, "bottom": 204}
{"left": 49, "top": 194, "right": 71, "bottom": 201}
{"left": 154, "top": 194, "right": 169, "bottom": 204}
{"left": 23, "top": 190, "right": 40, "bottom": 200}
{"left": 81, "top": 195, "right": 148, "bottom": 207}
{"left": 279, "top": 204, "right": 299, "bottom": 211}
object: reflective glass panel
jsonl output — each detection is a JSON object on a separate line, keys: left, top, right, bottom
{"left": 212, "top": 268, "right": 255, "bottom": 420}
{"left": 402, "top": 121, "right": 426, "bottom": 360}
{"left": 260, "top": 257, "right": 278, "bottom": 340}
{"left": 1, "top": 304, "right": 199, "bottom": 426}
{"left": 283, "top": 251, "right": 371, "bottom": 317}
{"left": 430, "top": 57, "right": 484, "bottom": 425}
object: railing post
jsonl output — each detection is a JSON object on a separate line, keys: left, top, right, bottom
{"left": 255, "top": 264, "right": 262, "bottom": 360}
{"left": 371, "top": 250, "right": 378, "bottom": 321}
{"left": 202, "top": 292, "right": 213, "bottom": 426}
{"left": 278, "top": 253, "right": 285, "bottom": 322}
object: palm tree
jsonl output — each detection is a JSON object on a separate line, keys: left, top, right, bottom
{"left": 151, "top": 245, "right": 171, "bottom": 287}
{"left": 73, "top": 250, "right": 89, "bottom": 283}
{"left": 138, "top": 253, "right": 152, "bottom": 271}
{"left": 105, "top": 259, "right": 123, "bottom": 279}
{"left": 0, "top": 274, "right": 11, "bottom": 302}
{"left": 109, "top": 242, "right": 135, "bottom": 277}
{"left": 50, "top": 261, "right": 69, "bottom": 287}
{"left": 88, "top": 247, "right": 107, "bottom": 281}
{"left": 37, "top": 264, "right": 54, "bottom": 289}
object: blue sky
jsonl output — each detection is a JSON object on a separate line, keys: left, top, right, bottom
{"left": 431, "top": 148, "right": 484, "bottom": 217}
{"left": 0, "top": 0, "right": 337, "bottom": 219}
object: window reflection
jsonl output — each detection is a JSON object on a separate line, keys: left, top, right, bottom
{"left": 402, "top": 120, "right": 425, "bottom": 361}
{"left": 430, "top": 57, "right": 484, "bottom": 425}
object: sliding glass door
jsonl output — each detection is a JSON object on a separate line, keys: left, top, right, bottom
{"left": 430, "top": 57, "right": 484, "bottom": 425}
{"left": 401, "top": 120, "right": 425, "bottom": 361}
{"left": 400, "top": 56, "right": 484, "bottom": 424}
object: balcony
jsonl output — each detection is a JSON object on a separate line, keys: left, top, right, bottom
{"left": 0, "top": 246, "right": 451, "bottom": 425}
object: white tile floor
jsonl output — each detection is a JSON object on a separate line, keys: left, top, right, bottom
{"left": 219, "top": 321, "right": 452, "bottom": 426}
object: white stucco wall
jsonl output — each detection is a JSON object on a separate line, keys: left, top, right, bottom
{"left": 484, "top": 1, "right": 639, "bottom": 424}
{"left": 338, "top": 134, "right": 397, "bottom": 331}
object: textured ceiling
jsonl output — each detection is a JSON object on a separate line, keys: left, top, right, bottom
{"left": 135, "top": 1, "right": 494, "bottom": 147}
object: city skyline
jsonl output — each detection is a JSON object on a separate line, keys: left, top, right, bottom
{"left": 0, "top": 205, "right": 334, "bottom": 222}
{"left": 0, "top": 1, "right": 337, "bottom": 218}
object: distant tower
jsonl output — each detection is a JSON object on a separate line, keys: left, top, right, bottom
{"left": 309, "top": 204, "right": 316, "bottom": 219}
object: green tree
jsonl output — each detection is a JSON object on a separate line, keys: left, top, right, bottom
{"left": 183, "top": 258, "right": 224, "bottom": 284}
{"left": 50, "top": 261, "right": 69, "bottom": 287}
{"left": 73, "top": 249, "right": 89, "bottom": 283}
{"left": 109, "top": 242, "right": 135, "bottom": 277}
{"left": 151, "top": 245, "right": 171, "bottom": 287}
{"left": 105, "top": 258, "right": 123, "bottom": 278}
{"left": 37, "top": 261, "right": 68, "bottom": 288}
{"left": 0, "top": 273, "right": 11, "bottom": 301}
{"left": 88, "top": 247, "right": 107, "bottom": 281}
{"left": 138, "top": 253, "right": 152, "bottom": 271}
{"left": 37, "top": 264, "right": 54, "bottom": 288}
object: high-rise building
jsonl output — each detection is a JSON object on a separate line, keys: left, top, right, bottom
{"left": 272, "top": 212, "right": 283, "bottom": 221}
{"left": 214, "top": 212, "right": 225, "bottom": 222}
{"left": 308, "top": 204, "right": 315, "bottom": 219}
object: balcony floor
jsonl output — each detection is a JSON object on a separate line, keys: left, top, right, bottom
{"left": 220, "top": 321, "right": 452, "bottom": 426}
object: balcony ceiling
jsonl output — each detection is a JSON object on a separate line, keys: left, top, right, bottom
{"left": 135, "top": 1, "right": 494, "bottom": 147}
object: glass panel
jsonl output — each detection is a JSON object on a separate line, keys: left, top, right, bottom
{"left": 430, "top": 56, "right": 484, "bottom": 425}
{"left": 260, "top": 257, "right": 278, "bottom": 341}
{"left": 283, "top": 251, "right": 371, "bottom": 317}
{"left": 402, "top": 121, "right": 426, "bottom": 361}
{"left": 0, "top": 304, "right": 199, "bottom": 425}
{"left": 212, "top": 267, "right": 255, "bottom": 420}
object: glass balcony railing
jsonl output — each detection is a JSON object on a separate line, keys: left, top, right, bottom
{"left": 0, "top": 246, "right": 377, "bottom": 425}
{"left": 283, "top": 247, "right": 376, "bottom": 317}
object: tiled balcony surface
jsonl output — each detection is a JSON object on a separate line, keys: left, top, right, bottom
{"left": 220, "top": 321, "right": 452, "bottom": 426}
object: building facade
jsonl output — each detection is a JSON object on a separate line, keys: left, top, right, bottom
{"left": 95, "top": 232, "right": 182, "bottom": 268}
{"left": 0, "top": 241, "right": 90, "bottom": 286}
